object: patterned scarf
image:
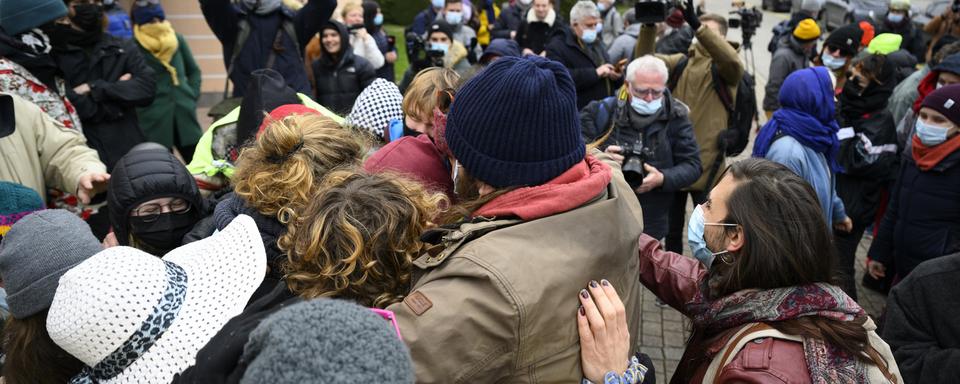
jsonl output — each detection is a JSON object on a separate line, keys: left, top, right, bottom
{"left": 687, "top": 283, "right": 871, "bottom": 383}
{"left": 134, "top": 21, "right": 179, "bottom": 85}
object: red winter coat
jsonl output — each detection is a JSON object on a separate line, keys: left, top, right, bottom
{"left": 636, "top": 234, "right": 812, "bottom": 383}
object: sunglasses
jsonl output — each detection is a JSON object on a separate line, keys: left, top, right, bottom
{"left": 435, "top": 88, "right": 456, "bottom": 114}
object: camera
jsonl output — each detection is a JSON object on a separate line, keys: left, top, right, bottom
{"left": 635, "top": 0, "right": 680, "bottom": 24}
{"left": 620, "top": 143, "right": 647, "bottom": 189}
{"left": 405, "top": 29, "right": 446, "bottom": 71}
{"left": 728, "top": 5, "right": 762, "bottom": 49}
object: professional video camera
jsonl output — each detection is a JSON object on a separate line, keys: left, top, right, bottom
{"left": 634, "top": 0, "right": 680, "bottom": 24}
{"left": 728, "top": 2, "right": 762, "bottom": 50}
{"left": 405, "top": 28, "right": 445, "bottom": 72}
{"left": 620, "top": 142, "right": 648, "bottom": 189}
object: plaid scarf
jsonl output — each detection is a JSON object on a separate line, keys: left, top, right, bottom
{"left": 688, "top": 283, "right": 871, "bottom": 383}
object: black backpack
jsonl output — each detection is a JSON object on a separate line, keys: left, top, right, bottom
{"left": 667, "top": 57, "right": 756, "bottom": 157}
{"left": 767, "top": 19, "right": 791, "bottom": 54}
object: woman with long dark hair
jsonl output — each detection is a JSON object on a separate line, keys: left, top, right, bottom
{"left": 584, "top": 158, "right": 903, "bottom": 382}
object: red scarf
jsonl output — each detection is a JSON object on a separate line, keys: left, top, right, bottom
{"left": 912, "top": 71, "right": 939, "bottom": 113}
{"left": 473, "top": 156, "right": 611, "bottom": 221}
{"left": 912, "top": 133, "right": 960, "bottom": 171}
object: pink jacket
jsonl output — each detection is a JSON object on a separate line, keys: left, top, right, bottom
{"left": 637, "top": 234, "right": 813, "bottom": 383}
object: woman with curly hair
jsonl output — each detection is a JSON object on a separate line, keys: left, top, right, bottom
{"left": 213, "top": 108, "right": 366, "bottom": 281}
{"left": 175, "top": 169, "right": 444, "bottom": 381}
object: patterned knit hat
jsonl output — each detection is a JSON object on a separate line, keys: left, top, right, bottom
{"left": 346, "top": 78, "right": 403, "bottom": 140}
{"left": 0, "top": 181, "right": 44, "bottom": 238}
{"left": 445, "top": 55, "right": 585, "bottom": 187}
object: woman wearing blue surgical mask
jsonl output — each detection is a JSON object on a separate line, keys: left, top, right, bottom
{"left": 586, "top": 158, "right": 903, "bottom": 383}
{"left": 867, "top": 83, "right": 960, "bottom": 286}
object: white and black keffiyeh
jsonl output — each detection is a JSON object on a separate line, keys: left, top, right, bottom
{"left": 346, "top": 78, "right": 403, "bottom": 139}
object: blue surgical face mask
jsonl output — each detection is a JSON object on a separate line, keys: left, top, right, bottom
{"left": 445, "top": 11, "right": 463, "bottom": 25}
{"left": 687, "top": 205, "right": 738, "bottom": 268}
{"left": 597, "top": 2, "right": 607, "bottom": 12}
{"left": 821, "top": 52, "right": 847, "bottom": 70}
{"left": 630, "top": 96, "right": 663, "bottom": 115}
{"left": 596, "top": 22, "right": 604, "bottom": 34}
{"left": 581, "top": 27, "right": 598, "bottom": 44}
{"left": 915, "top": 118, "right": 952, "bottom": 146}
{"left": 431, "top": 42, "right": 450, "bottom": 55}
{"left": 432, "top": 0, "right": 445, "bottom": 9}
{"left": 887, "top": 13, "right": 905, "bottom": 24}
{"left": 374, "top": 13, "right": 384, "bottom": 26}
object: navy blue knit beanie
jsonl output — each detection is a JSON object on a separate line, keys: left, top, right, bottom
{"left": 445, "top": 55, "right": 585, "bottom": 188}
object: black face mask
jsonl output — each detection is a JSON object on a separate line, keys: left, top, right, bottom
{"left": 39, "top": 22, "right": 73, "bottom": 49}
{"left": 129, "top": 212, "right": 198, "bottom": 255}
{"left": 72, "top": 3, "right": 104, "bottom": 33}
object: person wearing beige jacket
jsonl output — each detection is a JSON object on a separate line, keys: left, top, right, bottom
{"left": 0, "top": 93, "right": 109, "bottom": 205}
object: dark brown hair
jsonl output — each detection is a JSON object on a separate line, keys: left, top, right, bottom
{"left": 704, "top": 158, "right": 891, "bottom": 372}
{"left": 699, "top": 13, "right": 728, "bottom": 37}
{"left": 2, "top": 312, "right": 85, "bottom": 384}
{"left": 280, "top": 169, "right": 446, "bottom": 308}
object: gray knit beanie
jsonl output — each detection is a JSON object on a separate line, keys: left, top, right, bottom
{"left": 240, "top": 299, "right": 414, "bottom": 384}
{"left": 0, "top": 209, "right": 102, "bottom": 318}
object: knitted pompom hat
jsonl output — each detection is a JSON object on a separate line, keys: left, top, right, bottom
{"left": 444, "top": 55, "right": 585, "bottom": 188}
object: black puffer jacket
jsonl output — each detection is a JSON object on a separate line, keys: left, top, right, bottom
{"left": 54, "top": 34, "right": 156, "bottom": 170}
{"left": 107, "top": 143, "right": 206, "bottom": 247}
{"left": 311, "top": 21, "right": 376, "bottom": 114}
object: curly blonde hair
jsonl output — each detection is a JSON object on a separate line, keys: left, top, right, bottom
{"left": 233, "top": 113, "right": 366, "bottom": 223}
{"left": 279, "top": 169, "right": 446, "bottom": 308}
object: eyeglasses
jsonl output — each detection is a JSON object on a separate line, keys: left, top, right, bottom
{"left": 631, "top": 87, "right": 665, "bottom": 98}
{"left": 826, "top": 44, "right": 842, "bottom": 53}
{"left": 132, "top": 198, "right": 192, "bottom": 222}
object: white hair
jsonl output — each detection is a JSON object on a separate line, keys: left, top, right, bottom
{"left": 569, "top": 1, "right": 600, "bottom": 24}
{"left": 625, "top": 55, "right": 669, "bottom": 85}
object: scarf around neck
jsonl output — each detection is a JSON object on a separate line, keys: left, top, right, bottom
{"left": 688, "top": 283, "right": 872, "bottom": 384}
{"left": 912, "top": 132, "right": 960, "bottom": 171}
{"left": 135, "top": 21, "right": 179, "bottom": 85}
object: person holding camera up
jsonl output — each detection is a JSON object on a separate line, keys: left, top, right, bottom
{"left": 634, "top": 0, "right": 744, "bottom": 256}
{"left": 580, "top": 55, "right": 702, "bottom": 240}
{"left": 924, "top": 0, "right": 960, "bottom": 62}
{"left": 341, "top": 2, "right": 385, "bottom": 70}
{"left": 547, "top": 1, "right": 622, "bottom": 110}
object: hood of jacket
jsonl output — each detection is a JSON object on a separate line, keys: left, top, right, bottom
{"left": 318, "top": 20, "right": 354, "bottom": 69}
{"left": 107, "top": 144, "right": 204, "bottom": 246}
{"left": 473, "top": 155, "right": 611, "bottom": 221}
{"left": 526, "top": 7, "right": 556, "bottom": 26}
{"left": 623, "top": 23, "right": 641, "bottom": 38}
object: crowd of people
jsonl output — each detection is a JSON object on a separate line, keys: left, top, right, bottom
{"left": 0, "top": 0, "right": 959, "bottom": 382}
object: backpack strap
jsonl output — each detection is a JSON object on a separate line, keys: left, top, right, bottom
{"left": 709, "top": 64, "right": 735, "bottom": 113}
{"left": 667, "top": 56, "right": 688, "bottom": 92}
{"left": 223, "top": 18, "right": 252, "bottom": 99}
{"left": 703, "top": 322, "right": 802, "bottom": 384}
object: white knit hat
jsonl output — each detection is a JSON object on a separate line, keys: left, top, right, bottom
{"left": 47, "top": 214, "right": 267, "bottom": 384}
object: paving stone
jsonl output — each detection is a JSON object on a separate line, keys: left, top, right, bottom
{"left": 664, "top": 346, "right": 686, "bottom": 360}
{"left": 664, "top": 331, "right": 686, "bottom": 347}
{"left": 642, "top": 321, "right": 663, "bottom": 336}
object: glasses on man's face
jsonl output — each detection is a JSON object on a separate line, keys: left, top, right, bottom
{"left": 631, "top": 87, "right": 665, "bottom": 98}
{"left": 132, "top": 198, "right": 191, "bottom": 222}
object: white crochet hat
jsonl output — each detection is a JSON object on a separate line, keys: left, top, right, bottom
{"left": 47, "top": 215, "right": 266, "bottom": 384}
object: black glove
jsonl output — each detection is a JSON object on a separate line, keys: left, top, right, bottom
{"left": 683, "top": 0, "right": 701, "bottom": 30}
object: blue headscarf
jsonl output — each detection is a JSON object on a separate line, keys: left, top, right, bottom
{"left": 753, "top": 66, "right": 843, "bottom": 172}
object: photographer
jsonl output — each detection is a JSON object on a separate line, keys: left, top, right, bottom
{"left": 398, "top": 22, "right": 469, "bottom": 93}
{"left": 633, "top": 0, "right": 744, "bottom": 255}
{"left": 924, "top": 0, "right": 960, "bottom": 62}
{"left": 546, "top": 1, "right": 622, "bottom": 109}
{"left": 581, "top": 55, "right": 701, "bottom": 239}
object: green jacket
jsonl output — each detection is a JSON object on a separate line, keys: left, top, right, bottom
{"left": 187, "top": 94, "right": 343, "bottom": 188}
{"left": 135, "top": 33, "right": 203, "bottom": 150}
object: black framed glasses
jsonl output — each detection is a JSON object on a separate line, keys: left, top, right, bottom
{"left": 132, "top": 198, "right": 192, "bottom": 222}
